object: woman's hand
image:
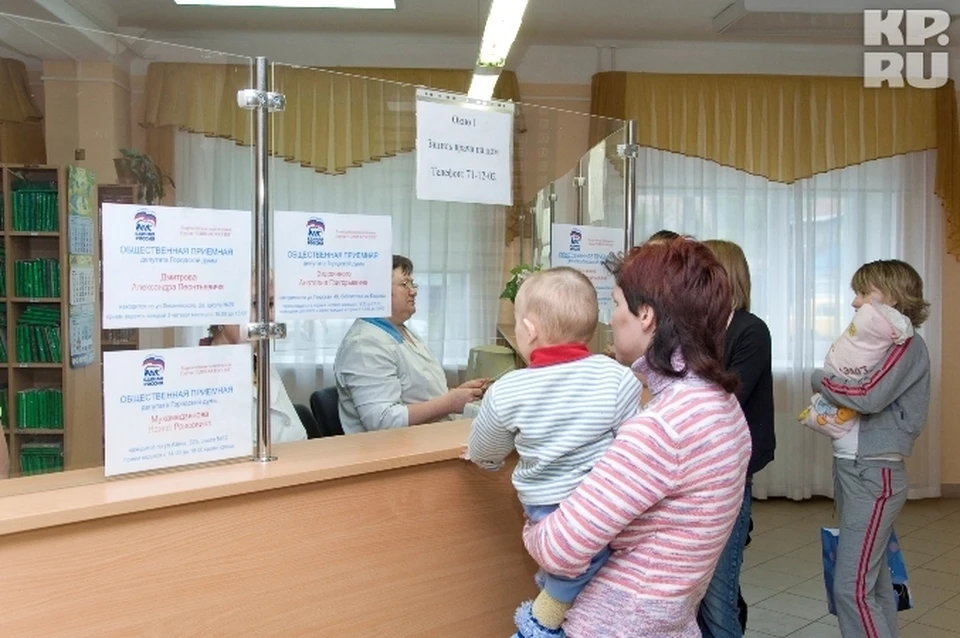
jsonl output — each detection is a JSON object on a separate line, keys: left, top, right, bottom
{"left": 446, "top": 383, "right": 485, "bottom": 414}
{"left": 458, "top": 378, "right": 490, "bottom": 391}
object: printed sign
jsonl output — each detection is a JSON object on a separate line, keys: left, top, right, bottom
{"left": 103, "top": 345, "right": 253, "bottom": 476}
{"left": 551, "top": 224, "right": 624, "bottom": 313}
{"left": 273, "top": 211, "right": 392, "bottom": 320}
{"left": 101, "top": 203, "right": 252, "bottom": 329}
{"left": 67, "top": 165, "right": 97, "bottom": 368}
{"left": 415, "top": 89, "right": 514, "bottom": 206}
{"left": 69, "top": 308, "right": 95, "bottom": 369}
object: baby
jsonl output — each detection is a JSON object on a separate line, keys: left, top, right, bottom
{"left": 799, "top": 301, "right": 913, "bottom": 438}
{"left": 466, "top": 267, "right": 642, "bottom": 638}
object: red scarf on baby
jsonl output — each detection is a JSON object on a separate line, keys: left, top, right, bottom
{"left": 529, "top": 343, "right": 591, "bottom": 368}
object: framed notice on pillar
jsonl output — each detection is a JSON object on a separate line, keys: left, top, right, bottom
{"left": 415, "top": 88, "right": 514, "bottom": 206}
{"left": 100, "top": 203, "right": 252, "bottom": 329}
{"left": 273, "top": 211, "right": 392, "bottom": 320}
{"left": 551, "top": 224, "right": 623, "bottom": 314}
{"left": 102, "top": 344, "right": 253, "bottom": 477}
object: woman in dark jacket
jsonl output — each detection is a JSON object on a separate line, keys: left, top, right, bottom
{"left": 698, "top": 239, "right": 776, "bottom": 637}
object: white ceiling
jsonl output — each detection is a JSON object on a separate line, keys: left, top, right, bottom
{"left": 1, "top": 0, "right": 958, "bottom": 65}
{"left": 100, "top": 0, "right": 741, "bottom": 45}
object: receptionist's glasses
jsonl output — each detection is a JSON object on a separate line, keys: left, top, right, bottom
{"left": 395, "top": 279, "right": 419, "bottom": 290}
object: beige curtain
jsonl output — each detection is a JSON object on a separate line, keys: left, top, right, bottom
{"left": 0, "top": 58, "right": 45, "bottom": 164}
{"left": 141, "top": 63, "right": 525, "bottom": 241}
{"left": 591, "top": 72, "right": 960, "bottom": 257}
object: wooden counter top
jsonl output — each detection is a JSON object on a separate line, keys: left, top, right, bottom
{"left": 0, "top": 420, "right": 471, "bottom": 536}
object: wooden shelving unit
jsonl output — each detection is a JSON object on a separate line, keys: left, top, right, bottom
{"left": 0, "top": 165, "right": 103, "bottom": 476}
{"left": 96, "top": 184, "right": 140, "bottom": 354}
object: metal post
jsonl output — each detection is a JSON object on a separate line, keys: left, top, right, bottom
{"left": 623, "top": 120, "right": 638, "bottom": 251}
{"left": 574, "top": 159, "right": 585, "bottom": 226}
{"left": 518, "top": 209, "right": 524, "bottom": 265}
{"left": 252, "top": 57, "right": 273, "bottom": 463}
{"left": 548, "top": 183, "right": 556, "bottom": 231}
{"left": 236, "top": 58, "right": 286, "bottom": 462}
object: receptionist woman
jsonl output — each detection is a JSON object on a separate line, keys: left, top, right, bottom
{"left": 333, "top": 255, "right": 488, "bottom": 434}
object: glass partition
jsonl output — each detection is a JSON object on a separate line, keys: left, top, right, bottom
{"left": 531, "top": 128, "right": 627, "bottom": 270}
{"left": 0, "top": 14, "right": 631, "bottom": 495}
{"left": 234, "top": 64, "right": 629, "bottom": 410}
{"left": 0, "top": 13, "right": 255, "bottom": 493}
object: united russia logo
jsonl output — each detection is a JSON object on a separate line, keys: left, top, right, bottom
{"left": 306, "top": 218, "right": 326, "bottom": 246}
{"left": 142, "top": 355, "right": 165, "bottom": 387}
{"left": 134, "top": 210, "right": 157, "bottom": 242}
{"left": 569, "top": 228, "right": 582, "bottom": 252}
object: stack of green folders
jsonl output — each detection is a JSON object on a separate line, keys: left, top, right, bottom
{"left": 0, "top": 244, "right": 5, "bottom": 297}
{"left": 0, "top": 387, "right": 7, "bottom": 427}
{"left": 16, "top": 388, "right": 63, "bottom": 429}
{"left": 0, "top": 194, "right": 4, "bottom": 230}
{"left": 14, "top": 258, "right": 61, "bottom": 298}
{"left": 20, "top": 443, "right": 63, "bottom": 475}
{"left": 0, "top": 303, "right": 7, "bottom": 363}
{"left": 16, "top": 306, "right": 61, "bottom": 363}
{"left": 12, "top": 189, "right": 59, "bottom": 232}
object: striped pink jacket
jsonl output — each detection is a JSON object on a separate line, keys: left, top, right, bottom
{"left": 522, "top": 356, "right": 752, "bottom": 638}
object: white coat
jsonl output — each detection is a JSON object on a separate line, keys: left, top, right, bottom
{"left": 333, "top": 318, "right": 449, "bottom": 434}
{"left": 252, "top": 365, "right": 308, "bottom": 444}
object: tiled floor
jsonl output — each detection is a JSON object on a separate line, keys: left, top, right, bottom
{"left": 744, "top": 498, "right": 960, "bottom": 637}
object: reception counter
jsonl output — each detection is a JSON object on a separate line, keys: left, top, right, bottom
{"left": 0, "top": 421, "right": 536, "bottom": 636}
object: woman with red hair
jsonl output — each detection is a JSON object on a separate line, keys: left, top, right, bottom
{"left": 519, "top": 239, "right": 752, "bottom": 638}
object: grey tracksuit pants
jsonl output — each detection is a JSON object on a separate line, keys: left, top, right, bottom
{"left": 833, "top": 458, "right": 908, "bottom": 638}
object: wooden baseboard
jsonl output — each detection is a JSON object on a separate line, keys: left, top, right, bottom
{"left": 941, "top": 483, "right": 960, "bottom": 498}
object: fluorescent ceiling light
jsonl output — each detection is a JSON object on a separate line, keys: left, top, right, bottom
{"left": 173, "top": 0, "right": 395, "bottom": 8}
{"left": 467, "top": 71, "right": 501, "bottom": 101}
{"left": 477, "top": 0, "right": 530, "bottom": 67}
{"left": 718, "top": 0, "right": 960, "bottom": 14}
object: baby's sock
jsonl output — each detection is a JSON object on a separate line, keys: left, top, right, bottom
{"left": 531, "top": 590, "right": 571, "bottom": 630}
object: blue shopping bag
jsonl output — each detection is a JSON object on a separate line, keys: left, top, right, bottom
{"left": 821, "top": 527, "right": 913, "bottom": 615}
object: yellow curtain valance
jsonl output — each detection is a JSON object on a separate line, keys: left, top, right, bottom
{"left": 591, "top": 72, "right": 960, "bottom": 256}
{"left": 142, "top": 63, "right": 521, "bottom": 174}
{"left": 0, "top": 58, "right": 45, "bottom": 164}
{"left": 142, "top": 62, "right": 525, "bottom": 243}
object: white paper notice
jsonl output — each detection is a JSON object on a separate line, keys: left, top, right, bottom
{"left": 274, "top": 211, "right": 392, "bottom": 320}
{"left": 551, "top": 224, "right": 624, "bottom": 313}
{"left": 103, "top": 345, "right": 253, "bottom": 477}
{"left": 415, "top": 91, "right": 513, "bottom": 206}
{"left": 101, "top": 204, "right": 252, "bottom": 329}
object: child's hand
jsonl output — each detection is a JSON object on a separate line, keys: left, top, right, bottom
{"left": 459, "top": 445, "right": 471, "bottom": 461}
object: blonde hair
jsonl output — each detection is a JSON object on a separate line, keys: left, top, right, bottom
{"left": 516, "top": 267, "right": 598, "bottom": 344}
{"left": 702, "top": 239, "right": 752, "bottom": 313}
{"left": 851, "top": 260, "right": 929, "bottom": 327}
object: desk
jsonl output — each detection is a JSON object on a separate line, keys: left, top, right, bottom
{"left": 497, "top": 322, "right": 528, "bottom": 367}
{"left": 0, "top": 422, "right": 536, "bottom": 636}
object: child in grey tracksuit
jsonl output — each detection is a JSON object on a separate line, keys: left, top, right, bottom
{"left": 811, "top": 259, "right": 931, "bottom": 638}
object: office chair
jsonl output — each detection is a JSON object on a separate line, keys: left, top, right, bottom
{"left": 294, "top": 403, "right": 323, "bottom": 439}
{"left": 310, "top": 387, "right": 344, "bottom": 437}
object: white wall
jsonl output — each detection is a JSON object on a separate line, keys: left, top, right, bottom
{"left": 134, "top": 31, "right": 960, "bottom": 83}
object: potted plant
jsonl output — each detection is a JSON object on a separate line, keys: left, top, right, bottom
{"left": 500, "top": 263, "right": 541, "bottom": 303}
{"left": 113, "top": 148, "right": 175, "bottom": 205}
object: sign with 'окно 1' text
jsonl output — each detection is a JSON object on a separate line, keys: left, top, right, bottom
{"left": 415, "top": 88, "right": 514, "bottom": 206}
{"left": 103, "top": 344, "right": 253, "bottom": 477}
{"left": 101, "top": 203, "right": 252, "bottom": 329}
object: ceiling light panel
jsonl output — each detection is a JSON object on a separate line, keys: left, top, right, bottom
{"left": 173, "top": 0, "right": 396, "bottom": 8}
